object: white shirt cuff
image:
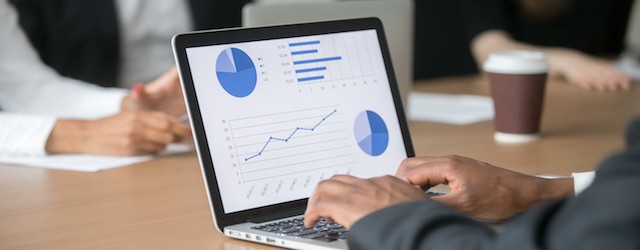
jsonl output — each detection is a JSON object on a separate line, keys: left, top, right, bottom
{"left": 572, "top": 171, "right": 596, "bottom": 196}
{"left": 0, "top": 114, "right": 56, "bottom": 156}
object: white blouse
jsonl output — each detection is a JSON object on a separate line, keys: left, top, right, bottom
{"left": 0, "top": 0, "right": 126, "bottom": 155}
{"left": 0, "top": 0, "right": 193, "bottom": 155}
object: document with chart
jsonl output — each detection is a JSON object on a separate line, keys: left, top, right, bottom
{"left": 185, "top": 29, "right": 408, "bottom": 214}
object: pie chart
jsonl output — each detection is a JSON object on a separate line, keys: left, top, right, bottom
{"left": 354, "top": 110, "right": 389, "bottom": 156}
{"left": 216, "top": 48, "right": 257, "bottom": 97}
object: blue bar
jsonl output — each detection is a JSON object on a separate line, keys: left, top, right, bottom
{"left": 289, "top": 40, "right": 320, "bottom": 47}
{"left": 298, "top": 76, "right": 325, "bottom": 82}
{"left": 295, "top": 67, "right": 327, "bottom": 74}
{"left": 291, "top": 49, "right": 318, "bottom": 55}
{"left": 293, "top": 56, "right": 342, "bottom": 65}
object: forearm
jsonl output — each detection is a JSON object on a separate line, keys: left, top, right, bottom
{"left": 471, "top": 30, "right": 578, "bottom": 77}
{"left": 44, "top": 119, "right": 89, "bottom": 154}
{"left": 472, "top": 30, "right": 531, "bottom": 63}
{"left": 525, "top": 177, "right": 574, "bottom": 207}
{"left": 1, "top": 75, "right": 127, "bottom": 119}
{"left": 473, "top": 169, "right": 574, "bottom": 221}
{"left": 44, "top": 111, "right": 191, "bottom": 156}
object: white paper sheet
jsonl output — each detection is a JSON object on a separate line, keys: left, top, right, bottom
{"left": 407, "top": 92, "right": 494, "bottom": 125}
{"left": 0, "top": 144, "right": 192, "bottom": 172}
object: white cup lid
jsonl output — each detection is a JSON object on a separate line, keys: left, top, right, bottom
{"left": 494, "top": 132, "right": 540, "bottom": 143}
{"left": 483, "top": 51, "right": 549, "bottom": 74}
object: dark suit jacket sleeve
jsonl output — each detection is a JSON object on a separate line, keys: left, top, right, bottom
{"left": 348, "top": 199, "right": 567, "bottom": 250}
{"left": 8, "top": 0, "right": 120, "bottom": 87}
{"left": 190, "top": 0, "right": 252, "bottom": 30}
{"left": 8, "top": 0, "right": 252, "bottom": 87}
{"left": 348, "top": 119, "right": 640, "bottom": 250}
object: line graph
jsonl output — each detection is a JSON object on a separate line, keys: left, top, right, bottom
{"left": 227, "top": 106, "right": 354, "bottom": 183}
{"left": 244, "top": 109, "right": 337, "bottom": 161}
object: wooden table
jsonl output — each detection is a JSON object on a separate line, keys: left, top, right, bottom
{"left": 411, "top": 76, "right": 639, "bottom": 175}
{"left": 1, "top": 76, "right": 638, "bottom": 250}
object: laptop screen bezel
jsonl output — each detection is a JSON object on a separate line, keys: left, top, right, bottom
{"left": 173, "top": 18, "right": 415, "bottom": 231}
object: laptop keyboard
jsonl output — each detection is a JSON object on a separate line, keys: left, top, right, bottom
{"left": 251, "top": 218, "right": 347, "bottom": 242}
{"left": 249, "top": 192, "right": 445, "bottom": 242}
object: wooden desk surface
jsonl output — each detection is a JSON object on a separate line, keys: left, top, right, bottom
{"left": 1, "top": 76, "right": 638, "bottom": 250}
{"left": 411, "top": 76, "right": 639, "bottom": 176}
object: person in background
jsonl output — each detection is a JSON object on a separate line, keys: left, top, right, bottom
{"left": 3, "top": 0, "right": 252, "bottom": 155}
{"left": 303, "top": 118, "right": 640, "bottom": 249}
{"left": 464, "top": 0, "right": 633, "bottom": 91}
{"left": 9, "top": 0, "right": 251, "bottom": 88}
{"left": 0, "top": 0, "right": 190, "bottom": 156}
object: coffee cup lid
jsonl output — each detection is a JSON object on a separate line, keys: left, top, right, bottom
{"left": 483, "top": 51, "right": 549, "bottom": 74}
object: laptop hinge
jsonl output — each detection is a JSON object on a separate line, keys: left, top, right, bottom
{"left": 247, "top": 207, "right": 305, "bottom": 224}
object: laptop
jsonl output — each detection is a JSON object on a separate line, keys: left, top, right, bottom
{"left": 172, "top": 18, "right": 414, "bottom": 249}
{"left": 242, "top": 0, "right": 414, "bottom": 108}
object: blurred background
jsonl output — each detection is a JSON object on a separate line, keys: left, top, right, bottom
{"left": 256, "top": 0, "right": 478, "bottom": 80}
{"left": 412, "top": 0, "right": 478, "bottom": 79}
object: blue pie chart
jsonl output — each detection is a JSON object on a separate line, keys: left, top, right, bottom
{"left": 216, "top": 48, "right": 257, "bottom": 97}
{"left": 354, "top": 110, "right": 389, "bottom": 156}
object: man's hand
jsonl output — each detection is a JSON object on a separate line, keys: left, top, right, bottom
{"left": 121, "top": 67, "right": 187, "bottom": 116}
{"left": 396, "top": 155, "right": 574, "bottom": 221}
{"left": 45, "top": 111, "right": 191, "bottom": 156}
{"left": 304, "top": 175, "right": 429, "bottom": 228}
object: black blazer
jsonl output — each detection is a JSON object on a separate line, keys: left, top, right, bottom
{"left": 348, "top": 118, "right": 640, "bottom": 250}
{"left": 9, "top": 0, "right": 251, "bottom": 87}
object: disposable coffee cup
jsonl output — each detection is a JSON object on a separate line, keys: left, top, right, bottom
{"left": 483, "top": 51, "right": 549, "bottom": 143}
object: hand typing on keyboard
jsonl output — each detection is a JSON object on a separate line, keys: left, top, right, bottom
{"left": 304, "top": 175, "right": 429, "bottom": 228}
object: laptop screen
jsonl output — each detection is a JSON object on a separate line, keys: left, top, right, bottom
{"left": 184, "top": 28, "right": 409, "bottom": 214}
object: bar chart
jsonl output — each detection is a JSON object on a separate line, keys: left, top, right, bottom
{"left": 286, "top": 33, "right": 375, "bottom": 85}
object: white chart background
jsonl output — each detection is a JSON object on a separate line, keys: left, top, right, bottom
{"left": 186, "top": 30, "right": 408, "bottom": 213}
